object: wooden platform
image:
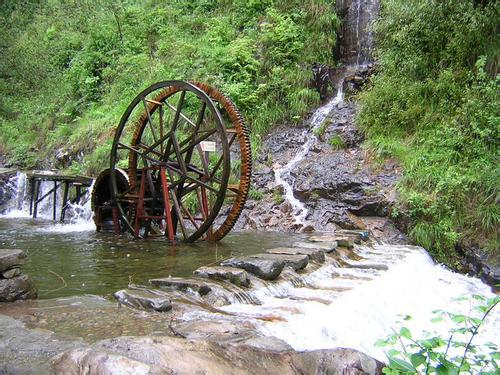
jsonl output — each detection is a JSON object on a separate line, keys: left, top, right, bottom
{"left": 26, "top": 170, "right": 94, "bottom": 221}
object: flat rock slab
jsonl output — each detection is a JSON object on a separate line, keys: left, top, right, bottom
{"left": 194, "top": 266, "right": 250, "bottom": 287}
{"left": 0, "top": 249, "right": 26, "bottom": 272}
{"left": 337, "top": 229, "right": 370, "bottom": 241}
{"left": 52, "top": 335, "right": 384, "bottom": 374}
{"left": 249, "top": 253, "right": 309, "bottom": 271}
{"left": 149, "top": 277, "right": 212, "bottom": 296}
{"left": 221, "top": 257, "right": 284, "bottom": 281}
{"left": 267, "top": 247, "right": 326, "bottom": 263}
{"left": 115, "top": 287, "right": 172, "bottom": 312}
{"left": 292, "top": 241, "right": 338, "bottom": 252}
{"left": 309, "top": 235, "right": 355, "bottom": 248}
{"left": 0, "top": 274, "right": 37, "bottom": 302}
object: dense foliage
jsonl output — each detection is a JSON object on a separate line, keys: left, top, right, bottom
{"left": 377, "top": 295, "right": 499, "bottom": 374}
{"left": 358, "top": 0, "right": 499, "bottom": 264}
{"left": 0, "top": 0, "right": 339, "bottom": 174}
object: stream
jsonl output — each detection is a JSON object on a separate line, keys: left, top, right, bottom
{"left": 0, "top": 169, "right": 497, "bottom": 365}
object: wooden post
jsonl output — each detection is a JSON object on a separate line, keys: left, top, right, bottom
{"left": 53, "top": 180, "right": 57, "bottom": 220}
{"left": 60, "top": 181, "right": 70, "bottom": 222}
{"left": 33, "top": 180, "right": 40, "bottom": 219}
{"left": 29, "top": 178, "right": 35, "bottom": 215}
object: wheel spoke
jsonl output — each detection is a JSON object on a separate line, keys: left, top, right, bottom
{"left": 142, "top": 97, "right": 158, "bottom": 144}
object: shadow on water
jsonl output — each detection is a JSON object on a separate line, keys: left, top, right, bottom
{"left": 0, "top": 217, "right": 305, "bottom": 299}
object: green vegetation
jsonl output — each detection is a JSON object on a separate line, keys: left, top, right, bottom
{"left": 358, "top": 0, "right": 499, "bottom": 264}
{"left": 376, "top": 295, "right": 499, "bottom": 374}
{"left": 313, "top": 118, "right": 332, "bottom": 139}
{"left": 0, "top": 0, "right": 339, "bottom": 174}
{"left": 328, "top": 134, "right": 346, "bottom": 150}
{"left": 248, "top": 188, "right": 263, "bottom": 201}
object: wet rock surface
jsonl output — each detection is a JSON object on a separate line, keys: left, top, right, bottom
{"left": 293, "top": 241, "right": 338, "bottom": 252}
{"left": 221, "top": 256, "right": 285, "bottom": 280}
{"left": 236, "top": 65, "right": 401, "bottom": 239}
{"left": 52, "top": 335, "right": 384, "bottom": 375}
{"left": 0, "top": 249, "right": 37, "bottom": 302}
{"left": 0, "top": 313, "right": 82, "bottom": 374}
{"left": 194, "top": 266, "right": 251, "bottom": 287}
{"left": 0, "top": 274, "right": 37, "bottom": 302}
{"left": 149, "top": 276, "right": 212, "bottom": 296}
{"left": 114, "top": 287, "right": 172, "bottom": 312}
{"left": 250, "top": 253, "right": 309, "bottom": 271}
{"left": 0, "top": 249, "right": 26, "bottom": 272}
{"left": 267, "top": 247, "right": 326, "bottom": 263}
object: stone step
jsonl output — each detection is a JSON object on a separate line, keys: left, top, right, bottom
{"left": 308, "top": 235, "right": 355, "bottom": 248}
{"left": 114, "top": 286, "right": 172, "bottom": 312}
{"left": 248, "top": 253, "right": 309, "bottom": 271}
{"left": 221, "top": 257, "right": 285, "bottom": 281}
{"left": 266, "top": 247, "right": 326, "bottom": 263}
{"left": 336, "top": 230, "right": 370, "bottom": 241}
{"left": 149, "top": 277, "right": 212, "bottom": 296}
{"left": 193, "top": 266, "right": 251, "bottom": 288}
{"left": 292, "top": 241, "right": 337, "bottom": 253}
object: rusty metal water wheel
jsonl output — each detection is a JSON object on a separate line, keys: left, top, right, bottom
{"left": 109, "top": 80, "right": 251, "bottom": 242}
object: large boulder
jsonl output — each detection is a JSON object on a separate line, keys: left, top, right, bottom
{"left": 51, "top": 335, "right": 384, "bottom": 374}
{"left": 0, "top": 249, "right": 26, "bottom": 272}
{"left": 114, "top": 287, "right": 172, "bottom": 312}
{"left": 194, "top": 266, "right": 251, "bottom": 287}
{"left": 0, "top": 274, "right": 37, "bottom": 302}
{"left": 221, "top": 256, "right": 285, "bottom": 280}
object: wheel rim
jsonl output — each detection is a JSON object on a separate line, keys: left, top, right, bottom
{"left": 110, "top": 80, "right": 230, "bottom": 242}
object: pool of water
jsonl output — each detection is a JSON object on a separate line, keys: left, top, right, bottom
{"left": 0, "top": 217, "right": 305, "bottom": 299}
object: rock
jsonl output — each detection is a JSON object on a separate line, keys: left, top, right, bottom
{"left": 0, "top": 249, "right": 26, "bottom": 272}
{"left": 293, "top": 241, "right": 338, "bottom": 252}
{"left": 52, "top": 348, "right": 162, "bottom": 374}
{"left": 52, "top": 335, "right": 384, "bottom": 375}
{"left": 171, "top": 319, "right": 257, "bottom": 342}
{"left": 267, "top": 247, "right": 326, "bottom": 263}
{"left": 149, "top": 277, "right": 212, "bottom": 296}
{"left": 221, "top": 257, "right": 285, "bottom": 280}
{"left": 114, "top": 287, "right": 172, "bottom": 312}
{"left": 337, "top": 229, "right": 370, "bottom": 241}
{"left": 0, "top": 274, "right": 37, "bottom": 302}
{"left": 0, "top": 313, "right": 81, "bottom": 374}
{"left": 309, "top": 235, "right": 355, "bottom": 248}
{"left": 249, "top": 253, "right": 309, "bottom": 271}
{"left": 2, "top": 268, "right": 21, "bottom": 279}
{"left": 193, "top": 266, "right": 251, "bottom": 287}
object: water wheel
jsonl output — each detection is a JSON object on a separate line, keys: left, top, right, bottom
{"left": 107, "top": 80, "right": 251, "bottom": 242}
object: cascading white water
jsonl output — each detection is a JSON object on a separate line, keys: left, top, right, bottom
{"left": 274, "top": 84, "right": 345, "bottom": 225}
{"left": 185, "top": 245, "right": 498, "bottom": 363}
{"left": 0, "top": 172, "right": 95, "bottom": 232}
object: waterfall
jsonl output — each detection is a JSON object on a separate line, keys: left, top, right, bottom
{"left": 0, "top": 172, "right": 95, "bottom": 232}
{"left": 273, "top": 84, "right": 345, "bottom": 225}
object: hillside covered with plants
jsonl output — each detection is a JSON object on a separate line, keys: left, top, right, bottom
{"left": 0, "top": 0, "right": 338, "bottom": 174}
{"left": 358, "top": 0, "right": 498, "bottom": 266}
